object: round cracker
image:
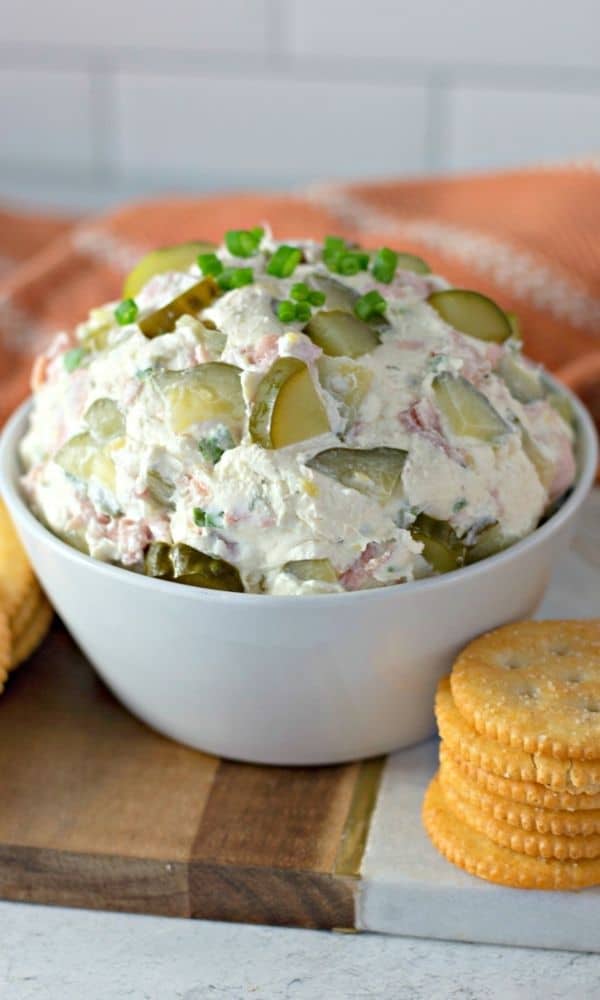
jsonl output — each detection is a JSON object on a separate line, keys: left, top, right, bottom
{"left": 9, "top": 579, "right": 42, "bottom": 640}
{"left": 0, "top": 500, "right": 35, "bottom": 621}
{"left": 439, "top": 753, "right": 600, "bottom": 837}
{"left": 435, "top": 677, "right": 600, "bottom": 794}
{"left": 10, "top": 597, "right": 53, "bottom": 671}
{"left": 439, "top": 743, "right": 600, "bottom": 812}
{"left": 442, "top": 777, "right": 600, "bottom": 860}
{"left": 450, "top": 620, "right": 600, "bottom": 761}
{"left": 0, "top": 610, "right": 11, "bottom": 692}
{"left": 423, "top": 776, "right": 600, "bottom": 890}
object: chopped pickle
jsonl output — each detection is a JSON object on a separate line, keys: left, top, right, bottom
{"left": 158, "top": 362, "right": 244, "bottom": 436}
{"left": 283, "top": 558, "right": 337, "bottom": 583}
{"left": 410, "top": 513, "right": 466, "bottom": 574}
{"left": 428, "top": 289, "right": 512, "bottom": 343}
{"left": 543, "top": 381, "right": 576, "bottom": 427}
{"left": 56, "top": 527, "right": 89, "bottom": 555}
{"left": 81, "top": 325, "right": 111, "bottom": 352}
{"left": 55, "top": 432, "right": 116, "bottom": 492}
{"left": 465, "top": 523, "right": 513, "bottom": 565}
{"left": 305, "top": 310, "right": 380, "bottom": 358}
{"left": 146, "top": 469, "right": 175, "bottom": 507}
{"left": 84, "top": 398, "right": 125, "bottom": 441}
{"left": 144, "top": 541, "right": 173, "bottom": 579}
{"left": 123, "top": 241, "right": 216, "bottom": 298}
{"left": 520, "top": 426, "right": 555, "bottom": 492}
{"left": 144, "top": 541, "right": 243, "bottom": 591}
{"left": 311, "top": 274, "right": 359, "bottom": 312}
{"left": 139, "top": 277, "right": 218, "bottom": 339}
{"left": 395, "top": 252, "right": 431, "bottom": 275}
{"left": 250, "top": 358, "right": 329, "bottom": 449}
{"left": 307, "top": 447, "right": 407, "bottom": 503}
{"left": 172, "top": 544, "right": 244, "bottom": 591}
{"left": 506, "top": 311, "right": 521, "bottom": 339}
{"left": 432, "top": 372, "right": 510, "bottom": 441}
{"left": 196, "top": 323, "right": 227, "bottom": 360}
{"left": 496, "top": 353, "right": 544, "bottom": 404}
{"left": 317, "top": 356, "right": 373, "bottom": 425}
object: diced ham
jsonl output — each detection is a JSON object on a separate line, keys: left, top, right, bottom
{"left": 399, "top": 398, "right": 468, "bottom": 465}
{"left": 340, "top": 541, "right": 390, "bottom": 591}
{"left": 117, "top": 518, "right": 151, "bottom": 566}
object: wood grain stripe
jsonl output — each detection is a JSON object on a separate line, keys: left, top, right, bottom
{"left": 189, "top": 862, "right": 355, "bottom": 929}
{"left": 0, "top": 845, "right": 190, "bottom": 917}
{"left": 191, "top": 759, "right": 359, "bottom": 871}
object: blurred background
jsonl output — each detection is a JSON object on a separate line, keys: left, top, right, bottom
{"left": 0, "top": 0, "right": 599, "bottom": 213}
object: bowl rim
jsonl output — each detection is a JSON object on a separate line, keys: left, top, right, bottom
{"left": 1, "top": 384, "right": 597, "bottom": 608}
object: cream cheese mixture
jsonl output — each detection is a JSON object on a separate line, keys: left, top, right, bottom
{"left": 20, "top": 229, "right": 577, "bottom": 594}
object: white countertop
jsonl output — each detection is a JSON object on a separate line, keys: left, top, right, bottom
{"left": 2, "top": 899, "right": 599, "bottom": 1000}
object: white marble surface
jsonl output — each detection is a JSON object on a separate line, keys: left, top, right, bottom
{"left": 2, "top": 900, "right": 600, "bottom": 1000}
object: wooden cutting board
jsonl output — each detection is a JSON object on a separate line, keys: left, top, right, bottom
{"left": 0, "top": 623, "right": 383, "bottom": 929}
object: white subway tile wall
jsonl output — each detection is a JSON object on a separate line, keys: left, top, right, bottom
{"left": 0, "top": 1, "right": 599, "bottom": 210}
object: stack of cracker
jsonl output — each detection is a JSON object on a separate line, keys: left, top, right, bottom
{"left": 423, "top": 620, "right": 600, "bottom": 890}
{"left": 0, "top": 500, "right": 53, "bottom": 692}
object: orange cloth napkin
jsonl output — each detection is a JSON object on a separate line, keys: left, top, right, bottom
{"left": 1, "top": 166, "right": 599, "bottom": 434}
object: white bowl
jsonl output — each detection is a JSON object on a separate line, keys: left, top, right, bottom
{"left": 1, "top": 393, "right": 597, "bottom": 765}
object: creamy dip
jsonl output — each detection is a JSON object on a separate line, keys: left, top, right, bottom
{"left": 20, "top": 229, "right": 577, "bottom": 595}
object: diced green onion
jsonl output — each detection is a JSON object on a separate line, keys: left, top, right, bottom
{"left": 217, "top": 267, "right": 254, "bottom": 291}
{"left": 114, "top": 298, "right": 138, "bottom": 325}
{"left": 324, "top": 236, "right": 346, "bottom": 253}
{"left": 354, "top": 290, "right": 387, "bottom": 322}
{"left": 372, "top": 247, "right": 398, "bottom": 284}
{"left": 198, "top": 426, "right": 234, "bottom": 464}
{"left": 63, "top": 347, "right": 87, "bottom": 373}
{"left": 291, "top": 282, "right": 310, "bottom": 302}
{"left": 198, "top": 439, "right": 224, "bottom": 464}
{"left": 277, "top": 300, "right": 297, "bottom": 323}
{"left": 294, "top": 302, "right": 312, "bottom": 323}
{"left": 308, "top": 290, "right": 326, "bottom": 306}
{"left": 197, "top": 252, "right": 223, "bottom": 277}
{"left": 193, "top": 508, "right": 223, "bottom": 529}
{"left": 267, "top": 245, "right": 302, "bottom": 278}
{"left": 225, "top": 229, "right": 262, "bottom": 258}
{"left": 338, "top": 254, "right": 360, "bottom": 276}
{"left": 324, "top": 246, "right": 369, "bottom": 276}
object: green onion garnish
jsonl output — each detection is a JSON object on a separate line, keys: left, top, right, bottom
{"left": 324, "top": 236, "right": 346, "bottom": 253}
{"left": 198, "top": 439, "right": 224, "bottom": 464}
{"left": 354, "top": 290, "right": 387, "bottom": 322}
{"left": 193, "top": 508, "right": 223, "bottom": 529}
{"left": 217, "top": 267, "right": 254, "bottom": 291}
{"left": 277, "top": 300, "right": 297, "bottom": 323}
{"left": 371, "top": 247, "right": 398, "bottom": 284}
{"left": 324, "top": 245, "right": 369, "bottom": 276}
{"left": 197, "top": 252, "right": 223, "bottom": 277}
{"left": 338, "top": 254, "right": 360, "bottom": 276}
{"left": 294, "top": 301, "right": 312, "bottom": 323}
{"left": 267, "top": 245, "right": 302, "bottom": 278}
{"left": 291, "top": 282, "right": 310, "bottom": 302}
{"left": 63, "top": 347, "right": 87, "bottom": 373}
{"left": 308, "top": 290, "right": 326, "bottom": 306}
{"left": 225, "top": 229, "right": 263, "bottom": 258}
{"left": 114, "top": 298, "right": 138, "bottom": 325}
